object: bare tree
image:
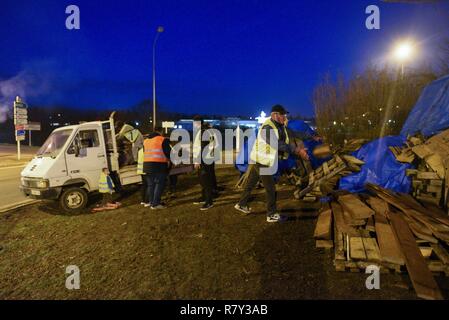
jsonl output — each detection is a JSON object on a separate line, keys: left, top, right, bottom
{"left": 313, "top": 65, "right": 437, "bottom": 146}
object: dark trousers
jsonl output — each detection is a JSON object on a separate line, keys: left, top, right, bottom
{"left": 141, "top": 174, "right": 148, "bottom": 202}
{"left": 145, "top": 173, "right": 167, "bottom": 206}
{"left": 211, "top": 162, "right": 218, "bottom": 191}
{"left": 238, "top": 164, "right": 277, "bottom": 216}
{"left": 199, "top": 164, "right": 215, "bottom": 205}
{"left": 168, "top": 175, "right": 178, "bottom": 193}
{"left": 109, "top": 171, "right": 123, "bottom": 194}
{"left": 101, "top": 193, "right": 113, "bottom": 206}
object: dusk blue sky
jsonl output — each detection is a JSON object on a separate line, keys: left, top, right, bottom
{"left": 0, "top": 0, "right": 448, "bottom": 117}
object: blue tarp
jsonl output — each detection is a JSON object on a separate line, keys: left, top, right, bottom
{"left": 340, "top": 74, "right": 449, "bottom": 193}
{"left": 401, "top": 74, "right": 449, "bottom": 138}
{"left": 339, "top": 136, "right": 412, "bottom": 193}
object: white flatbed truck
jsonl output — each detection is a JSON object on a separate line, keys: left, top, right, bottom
{"left": 20, "top": 112, "right": 192, "bottom": 212}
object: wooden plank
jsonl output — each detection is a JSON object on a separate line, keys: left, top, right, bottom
{"left": 389, "top": 211, "right": 443, "bottom": 300}
{"left": 350, "top": 237, "right": 367, "bottom": 260}
{"left": 316, "top": 240, "right": 333, "bottom": 249}
{"left": 406, "top": 169, "right": 419, "bottom": 176}
{"left": 331, "top": 202, "right": 359, "bottom": 237}
{"left": 342, "top": 155, "right": 365, "bottom": 165}
{"left": 338, "top": 194, "right": 374, "bottom": 220}
{"left": 366, "top": 216, "right": 375, "bottom": 232}
{"left": 417, "top": 171, "right": 440, "bottom": 180}
{"left": 313, "top": 203, "right": 332, "bottom": 240}
{"left": 362, "top": 237, "right": 382, "bottom": 262}
{"left": 431, "top": 244, "right": 449, "bottom": 265}
{"left": 401, "top": 214, "right": 438, "bottom": 243}
{"left": 322, "top": 161, "right": 330, "bottom": 175}
{"left": 429, "top": 179, "right": 444, "bottom": 186}
{"left": 332, "top": 202, "right": 345, "bottom": 261}
{"left": 412, "top": 144, "right": 433, "bottom": 159}
{"left": 366, "top": 196, "right": 389, "bottom": 217}
{"left": 424, "top": 153, "right": 445, "bottom": 179}
{"left": 343, "top": 209, "right": 365, "bottom": 226}
{"left": 374, "top": 214, "right": 405, "bottom": 265}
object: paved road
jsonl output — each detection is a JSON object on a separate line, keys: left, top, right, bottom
{"left": 0, "top": 165, "right": 27, "bottom": 207}
{"left": 0, "top": 144, "right": 39, "bottom": 209}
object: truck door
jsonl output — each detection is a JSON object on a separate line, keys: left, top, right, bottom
{"left": 66, "top": 127, "right": 107, "bottom": 190}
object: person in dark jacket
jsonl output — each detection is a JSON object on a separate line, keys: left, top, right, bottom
{"left": 192, "top": 116, "right": 217, "bottom": 211}
{"left": 143, "top": 128, "right": 171, "bottom": 209}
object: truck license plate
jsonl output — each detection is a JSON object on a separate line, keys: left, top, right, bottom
{"left": 31, "top": 190, "right": 41, "bottom": 195}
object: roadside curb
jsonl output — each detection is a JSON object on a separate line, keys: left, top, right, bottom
{"left": 0, "top": 199, "right": 39, "bottom": 213}
{"left": 0, "top": 164, "right": 28, "bottom": 170}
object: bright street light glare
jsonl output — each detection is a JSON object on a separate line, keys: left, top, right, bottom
{"left": 393, "top": 41, "right": 414, "bottom": 61}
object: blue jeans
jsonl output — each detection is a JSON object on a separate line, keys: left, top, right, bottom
{"left": 145, "top": 173, "right": 167, "bottom": 206}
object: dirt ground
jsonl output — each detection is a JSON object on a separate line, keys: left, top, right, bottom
{"left": 0, "top": 166, "right": 448, "bottom": 299}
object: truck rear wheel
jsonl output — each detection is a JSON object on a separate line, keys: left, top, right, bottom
{"left": 59, "top": 187, "right": 88, "bottom": 213}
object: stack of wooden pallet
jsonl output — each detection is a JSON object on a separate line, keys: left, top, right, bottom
{"left": 389, "top": 129, "right": 449, "bottom": 211}
{"left": 314, "top": 183, "right": 449, "bottom": 299}
{"left": 294, "top": 154, "right": 364, "bottom": 201}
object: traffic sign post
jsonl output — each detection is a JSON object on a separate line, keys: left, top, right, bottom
{"left": 13, "top": 96, "right": 28, "bottom": 160}
{"left": 162, "top": 121, "right": 175, "bottom": 134}
{"left": 23, "top": 122, "right": 41, "bottom": 146}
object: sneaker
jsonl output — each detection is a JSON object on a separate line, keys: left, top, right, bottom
{"left": 144, "top": 203, "right": 152, "bottom": 207}
{"left": 193, "top": 199, "right": 205, "bottom": 205}
{"left": 151, "top": 205, "right": 166, "bottom": 210}
{"left": 266, "top": 213, "right": 287, "bottom": 223}
{"left": 234, "top": 204, "right": 251, "bottom": 215}
{"left": 200, "top": 203, "right": 214, "bottom": 211}
{"left": 140, "top": 202, "right": 146, "bottom": 205}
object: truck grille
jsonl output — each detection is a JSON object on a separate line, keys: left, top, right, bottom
{"left": 21, "top": 178, "right": 42, "bottom": 188}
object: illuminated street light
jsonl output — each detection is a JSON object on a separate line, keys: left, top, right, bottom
{"left": 392, "top": 40, "right": 415, "bottom": 79}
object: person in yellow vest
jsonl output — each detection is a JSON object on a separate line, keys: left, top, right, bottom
{"left": 143, "top": 128, "right": 171, "bottom": 209}
{"left": 97, "top": 167, "right": 120, "bottom": 209}
{"left": 234, "top": 104, "right": 307, "bottom": 222}
{"left": 136, "top": 146, "right": 150, "bottom": 206}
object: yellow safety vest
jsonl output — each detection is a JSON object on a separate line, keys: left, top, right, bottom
{"left": 98, "top": 172, "right": 115, "bottom": 193}
{"left": 137, "top": 148, "right": 144, "bottom": 175}
{"left": 250, "top": 119, "right": 290, "bottom": 167}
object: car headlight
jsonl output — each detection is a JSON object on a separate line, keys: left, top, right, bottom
{"left": 37, "top": 179, "right": 49, "bottom": 188}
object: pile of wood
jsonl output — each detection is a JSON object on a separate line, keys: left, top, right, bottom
{"left": 389, "top": 129, "right": 449, "bottom": 211}
{"left": 334, "top": 138, "right": 369, "bottom": 154}
{"left": 294, "top": 154, "right": 364, "bottom": 201}
{"left": 314, "top": 183, "right": 449, "bottom": 299}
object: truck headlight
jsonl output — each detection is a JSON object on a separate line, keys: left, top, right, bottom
{"left": 37, "top": 179, "right": 49, "bottom": 188}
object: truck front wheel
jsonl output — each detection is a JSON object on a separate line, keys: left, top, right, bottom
{"left": 59, "top": 187, "right": 88, "bottom": 213}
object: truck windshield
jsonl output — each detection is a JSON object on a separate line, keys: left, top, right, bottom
{"left": 37, "top": 129, "right": 73, "bottom": 157}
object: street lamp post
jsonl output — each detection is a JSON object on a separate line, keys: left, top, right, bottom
{"left": 152, "top": 26, "right": 164, "bottom": 130}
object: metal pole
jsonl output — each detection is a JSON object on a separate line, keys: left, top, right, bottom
{"left": 152, "top": 38, "right": 157, "bottom": 131}
{"left": 29, "top": 130, "right": 32, "bottom": 147}
{"left": 17, "top": 139, "right": 21, "bottom": 161}
{"left": 152, "top": 30, "right": 162, "bottom": 131}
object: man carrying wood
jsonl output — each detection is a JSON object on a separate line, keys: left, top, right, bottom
{"left": 234, "top": 104, "right": 308, "bottom": 222}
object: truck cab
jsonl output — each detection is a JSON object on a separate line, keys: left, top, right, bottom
{"left": 20, "top": 112, "right": 142, "bottom": 212}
